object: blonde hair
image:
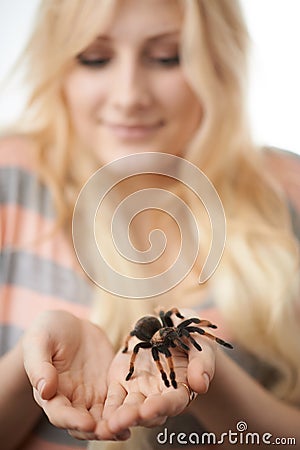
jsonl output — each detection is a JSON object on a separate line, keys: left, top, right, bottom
{"left": 8, "top": 0, "right": 300, "bottom": 447}
{"left": 178, "top": 0, "right": 300, "bottom": 402}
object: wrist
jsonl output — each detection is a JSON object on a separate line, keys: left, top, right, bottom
{"left": 11, "top": 338, "right": 33, "bottom": 393}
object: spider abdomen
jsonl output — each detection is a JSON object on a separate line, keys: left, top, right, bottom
{"left": 133, "top": 316, "right": 162, "bottom": 341}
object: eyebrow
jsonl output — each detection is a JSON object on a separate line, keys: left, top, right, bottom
{"left": 145, "top": 31, "right": 181, "bottom": 43}
{"left": 95, "top": 30, "right": 180, "bottom": 44}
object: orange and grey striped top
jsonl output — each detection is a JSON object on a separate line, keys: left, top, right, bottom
{"left": 0, "top": 137, "right": 92, "bottom": 449}
{"left": 1, "top": 138, "right": 300, "bottom": 449}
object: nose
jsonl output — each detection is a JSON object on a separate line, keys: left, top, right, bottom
{"left": 110, "top": 53, "right": 152, "bottom": 113}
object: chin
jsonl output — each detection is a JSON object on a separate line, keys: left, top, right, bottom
{"left": 96, "top": 145, "right": 161, "bottom": 164}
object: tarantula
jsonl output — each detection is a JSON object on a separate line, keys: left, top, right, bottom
{"left": 122, "top": 307, "right": 233, "bottom": 389}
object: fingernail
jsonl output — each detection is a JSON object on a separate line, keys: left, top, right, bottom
{"left": 37, "top": 379, "right": 46, "bottom": 397}
{"left": 202, "top": 373, "right": 210, "bottom": 392}
{"left": 115, "top": 430, "right": 131, "bottom": 440}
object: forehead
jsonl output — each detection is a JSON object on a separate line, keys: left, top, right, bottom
{"left": 102, "top": 0, "right": 183, "bottom": 41}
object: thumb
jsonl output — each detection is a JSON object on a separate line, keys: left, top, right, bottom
{"left": 187, "top": 340, "right": 215, "bottom": 394}
{"left": 22, "top": 332, "right": 58, "bottom": 400}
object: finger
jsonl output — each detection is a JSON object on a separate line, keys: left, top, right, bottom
{"left": 123, "top": 391, "right": 146, "bottom": 407}
{"left": 139, "top": 387, "right": 188, "bottom": 421}
{"left": 102, "top": 382, "right": 127, "bottom": 421}
{"left": 95, "top": 419, "right": 131, "bottom": 441}
{"left": 68, "top": 430, "right": 97, "bottom": 440}
{"left": 93, "top": 386, "right": 124, "bottom": 440}
{"left": 89, "top": 403, "right": 119, "bottom": 440}
{"left": 23, "top": 334, "right": 58, "bottom": 400}
{"left": 187, "top": 339, "right": 215, "bottom": 393}
{"left": 88, "top": 402, "right": 104, "bottom": 423}
{"left": 138, "top": 414, "right": 168, "bottom": 428}
{"left": 35, "top": 391, "right": 96, "bottom": 432}
{"left": 99, "top": 382, "right": 136, "bottom": 437}
{"left": 114, "top": 429, "right": 132, "bottom": 441}
{"left": 94, "top": 420, "right": 118, "bottom": 440}
{"left": 107, "top": 392, "right": 146, "bottom": 433}
{"left": 72, "top": 428, "right": 130, "bottom": 442}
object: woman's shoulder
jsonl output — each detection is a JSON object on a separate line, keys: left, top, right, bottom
{"left": 264, "top": 146, "right": 300, "bottom": 174}
{"left": 0, "top": 134, "right": 38, "bottom": 172}
{"left": 0, "top": 134, "right": 52, "bottom": 218}
{"left": 263, "top": 146, "right": 300, "bottom": 211}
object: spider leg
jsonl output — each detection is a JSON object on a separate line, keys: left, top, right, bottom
{"left": 159, "top": 310, "right": 173, "bottom": 327}
{"left": 186, "top": 326, "right": 233, "bottom": 349}
{"left": 125, "top": 341, "right": 152, "bottom": 381}
{"left": 122, "top": 330, "right": 136, "bottom": 353}
{"left": 178, "top": 318, "right": 217, "bottom": 329}
{"left": 161, "top": 347, "right": 177, "bottom": 389}
{"left": 174, "top": 338, "right": 190, "bottom": 352}
{"left": 152, "top": 347, "right": 170, "bottom": 387}
{"left": 198, "top": 319, "right": 217, "bottom": 329}
{"left": 159, "top": 308, "right": 185, "bottom": 327}
{"left": 180, "top": 328, "right": 202, "bottom": 351}
{"left": 166, "top": 307, "right": 185, "bottom": 322}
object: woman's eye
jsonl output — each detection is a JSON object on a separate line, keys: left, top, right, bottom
{"left": 150, "top": 55, "right": 180, "bottom": 67}
{"left": 76, "top": 54, "right": 110, "bottom": 68}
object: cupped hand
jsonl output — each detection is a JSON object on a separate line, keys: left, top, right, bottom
{"left": 22, "top": 310, "right": 121, "bottom": 440}
{"left": 96, "top": 323, "right": 217, "bottom": 439}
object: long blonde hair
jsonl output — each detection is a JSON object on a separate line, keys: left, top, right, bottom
{"left": 7, "top": 0, "right": 300, "bottom": 442}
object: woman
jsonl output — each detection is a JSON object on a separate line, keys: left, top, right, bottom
{"left": 0, "top": 0, "right": 300, "bottom": 449}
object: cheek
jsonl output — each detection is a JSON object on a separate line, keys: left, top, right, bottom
{"left": 156, "top": 74, "right": 202, "bottom": 123}
{"left": 63, "top": 71, "right": 104, "bottom": 134}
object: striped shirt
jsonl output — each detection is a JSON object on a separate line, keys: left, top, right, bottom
{"left": 1, "top": 138, "right": 300, "bottom": 450}
{"left": 0, "top": 137, "right": 92, "bottom": 449}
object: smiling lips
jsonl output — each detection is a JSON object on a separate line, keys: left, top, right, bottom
{"left": 103, "top": 121, "right": 164, "bottom": 140}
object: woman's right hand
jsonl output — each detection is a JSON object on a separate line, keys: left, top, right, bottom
{"left": 22, "top": 310, "right": 128, "bottom": 440}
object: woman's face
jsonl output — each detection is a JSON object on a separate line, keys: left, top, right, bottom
{"left": 63, "top": 0, "right": 202, "bottom": 165}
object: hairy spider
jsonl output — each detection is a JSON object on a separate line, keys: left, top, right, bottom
{"left": 122, "top": 307, "right": 233, "bottom": 389}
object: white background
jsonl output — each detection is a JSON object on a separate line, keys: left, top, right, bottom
{"left": 0, "top": 0, "right": 299, "bottom": 154}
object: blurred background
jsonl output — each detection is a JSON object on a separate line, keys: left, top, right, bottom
{"left": 0, "top": 0, "right": 299, "bottom": 154}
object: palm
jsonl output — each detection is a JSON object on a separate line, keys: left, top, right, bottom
{"left": 50, "top": 319, "right": 113, "bottom": 416}
{"left": 113, "top": 340, "right": 189, "bottom": 393}
{"left": 25, "top": 311, "right": 115, "bottom": 439}
{"left": 98, "top": 338, "right": 193, "bottom": 436}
